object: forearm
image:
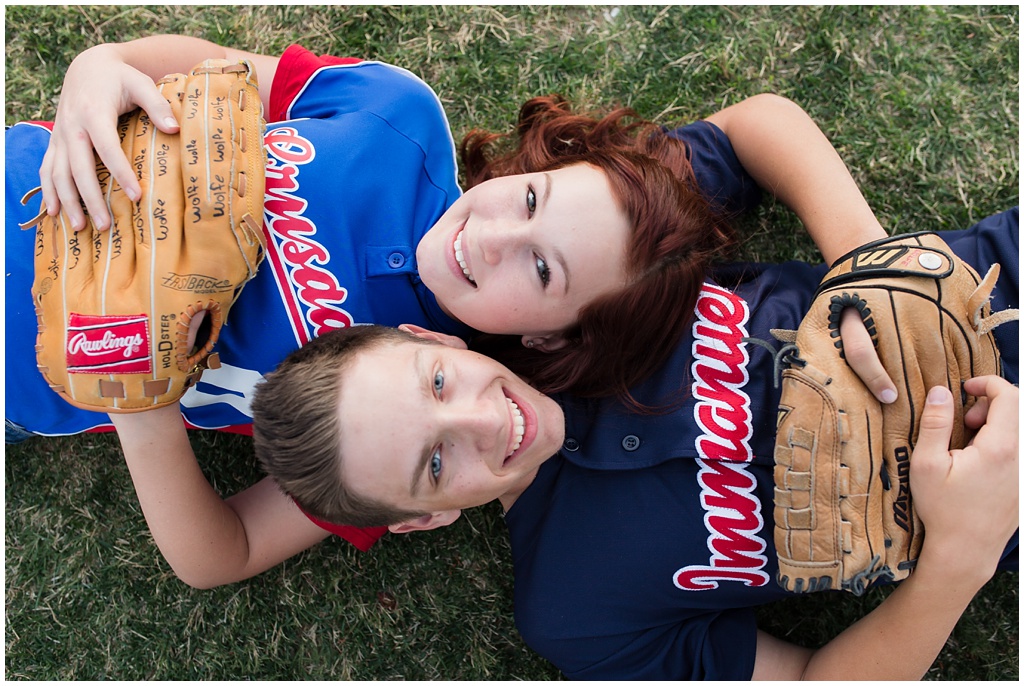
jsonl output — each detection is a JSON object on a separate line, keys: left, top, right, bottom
{"left": 96, "top": 35, "right": 233, "bottom": 82}
{"left": 110, "top": 405, "right": 253, "bottom": 588}
{"left": 757, "top": 380, "right": 1017, "bottom": 680}
{"left": 801, "top": 549, "right": 990, "bottom": 680}
{"left": 706, "top": 93, "right": 886, "bottom": 264}
{"left": 87, "top": 35, "right": 277, "bottom": 114}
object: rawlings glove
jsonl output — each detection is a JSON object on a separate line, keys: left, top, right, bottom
{"left": 771, "top": 232, "right": 1018, "bottom": 594}
{"left": 27, "top": 59, "right": 266, "bottom": 412}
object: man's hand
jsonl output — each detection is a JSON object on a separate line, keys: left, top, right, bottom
{"left": 39, "top": 44, "right": 180, "bottom": 231}
{"left": 912, "top": 377, "right": 1019, "bottom": 583}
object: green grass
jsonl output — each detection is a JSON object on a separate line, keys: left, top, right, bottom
{"left": 5, "top": 4, "right": 1018, "bottom": 680}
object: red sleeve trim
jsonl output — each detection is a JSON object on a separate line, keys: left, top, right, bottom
{"left": 85, "top": 420, "right": 252, "bottom": 435}
{"left": 269, "top": 44, "right": 363, "bottom": 123}
{"left": 294, "top": 500, "right": 388, "bottom": 552}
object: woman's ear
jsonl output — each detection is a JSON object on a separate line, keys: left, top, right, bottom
{"left": 387, "top": 509, "right": 462, "bottom": 534}
{"left": 398, "top": 324, "right": 468, "bottom": 350}
{"left": 521, "top": 334, "right": 569, "bottom": 353}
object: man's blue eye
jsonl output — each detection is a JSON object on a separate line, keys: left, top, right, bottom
{"left": 526, "top": 187, "right": 536, "bottom": 215}
{"left": 433, "top": 370, "right": 444, "bottom": 395}
{"left": 536, "top": 255, "right": 550, "bottom": 287}
{"left": 430, "top": 449, "right": 442, "bottom": 479}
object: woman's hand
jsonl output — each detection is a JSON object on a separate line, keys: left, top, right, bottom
{"left": 39, "top": 36, "right": 279, "bottom": 232}
{"left": 911, "top": 376, "right": 1019, "bottom": 583}
{"left": 838, "top": 307, "right": 898, "bottom": 404}
{"left": 39, "top": 44, "right": 181, "bottom": 231}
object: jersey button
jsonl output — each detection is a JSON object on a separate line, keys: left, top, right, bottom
{"left": 621, "top": 434, "right": 640, "bottom": 451}
{"left": 563, "top": 437, "right": 580, "bottom": 452}
{"left": 387, "top": 252, "right": 406, "bottom": 269}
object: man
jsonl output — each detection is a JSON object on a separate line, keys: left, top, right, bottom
{"left": 249, "top": 324, "right": 1017, "bottom": 680}
{"left": 246, "top": 213, "right": 1019, "bottom": 680}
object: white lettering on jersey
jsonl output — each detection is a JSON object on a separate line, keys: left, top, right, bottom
{"left": 674, "top": 283, "right": 770, "bottom": 591}
{"left": 180, "top": 362, "right": 266, "bottom": 418}
{"left": 263, "top": 126, "right": 354, "bottom": 346}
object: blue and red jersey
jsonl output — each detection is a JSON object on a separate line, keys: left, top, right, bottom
{"left": 6, "top": 46, "right": 468, "bottom": 439}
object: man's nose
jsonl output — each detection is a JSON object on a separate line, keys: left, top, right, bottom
{"left": 447, "top": 395, "right": 504, "bottom": 453}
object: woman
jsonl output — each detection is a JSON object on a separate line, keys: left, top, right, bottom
{"left": 7, "top": 36, "right": 896, "bottom": 438}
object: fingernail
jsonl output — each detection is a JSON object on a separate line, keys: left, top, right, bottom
{"left": 926, "top": 386, "right": 950, "bottom": 404}
{"left": 164, "top": 117, "right": 179, "bottom": 129}
{"left": 880, "top": 389, "right": 897, "bottom": 404}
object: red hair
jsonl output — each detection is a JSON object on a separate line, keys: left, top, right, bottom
{"left": 464, "top": 96, "right": 737, "bottom": 408}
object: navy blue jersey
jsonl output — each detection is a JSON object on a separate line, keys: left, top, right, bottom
{"left": 506, "top": 209, "right": 1019, "bottom": 679}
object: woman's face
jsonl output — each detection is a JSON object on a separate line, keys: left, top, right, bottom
{"left": 416, "top": 163, "right": 632, "bottom": 342}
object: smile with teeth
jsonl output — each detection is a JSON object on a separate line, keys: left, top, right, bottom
{"left": 506, "top": 396, "right": 525, "bottom": 458}
{"left": 454, "top": 230, "right": 476, "bottom": 285}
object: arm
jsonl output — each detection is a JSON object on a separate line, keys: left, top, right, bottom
{"left": 704, "top": 93, "right": 885, "bottom": 265}
{"left": 109, "top": 405, "right": 329, "bottom": 589}
{"left": 40, "top": 34, "right": 279, "bottom": 231}
{"left": 706, "top": 94, "right": 897, "bottom": 403}
{"left": 752, "top": 377, "right": 1019, "bottom": 680}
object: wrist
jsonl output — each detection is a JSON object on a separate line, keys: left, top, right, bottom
{"left": 109, "top": 402, "right": 185, "bottom": 436}
{"left": 81, "top": 42, "right": 125, "bottom": 64}
{"left": 915, "top": 538, "right": 998, "bottom": 592}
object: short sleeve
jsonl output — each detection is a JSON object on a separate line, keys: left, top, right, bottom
{"left": 663, "top": 120, "right": 763, "bottom": 218}
{"left": 269, "top": 44, "right": 363, "bottom": 122}
{"left": 294, "top": 500, "right": 388, "bottom": 552}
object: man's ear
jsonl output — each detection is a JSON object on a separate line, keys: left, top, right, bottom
{"left": 521, "top": 333, "right": 569, "bottom": 353}
{"left": 398, "top": 324, "right": 468, "bottom": 350}
{"left": 387, "top": 509, "right": 462, "bottom": 534}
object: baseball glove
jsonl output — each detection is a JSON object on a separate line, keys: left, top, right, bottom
{"left": 26, "top": 59, "right": 266, "bottom": 412}
{"left": 770, "top": 232, "right": 1018, "bottom": 595}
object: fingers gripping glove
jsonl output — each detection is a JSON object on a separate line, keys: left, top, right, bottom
{"left": 27, "top": 59, "right": 266, "bottom": 412}
{"left": 771, "top": 232, "right": 1018, "bottom": 595}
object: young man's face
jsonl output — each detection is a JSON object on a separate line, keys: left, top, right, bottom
{"left": 336, "top": 334, "right": 566, "bottom": 524}
{"left": 416, "top": 162, "right": 631, "bottom": 346}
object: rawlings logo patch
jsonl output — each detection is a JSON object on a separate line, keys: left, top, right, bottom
{"left": 66, "top": 313, "right": 152, "bottom": 374}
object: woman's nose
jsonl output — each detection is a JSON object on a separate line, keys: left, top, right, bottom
{"left": 478, "top": 224, "right": 522, "bottom": 266}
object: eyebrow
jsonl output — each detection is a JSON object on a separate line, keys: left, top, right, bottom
{"left": 555, "top": 246, "right": 570, "bottom": 296}
{"left": 410, "top": 347, "right": 432, "bottom": 498}
{"left": 542, "top": 173, "right": 571, "bottom": 295}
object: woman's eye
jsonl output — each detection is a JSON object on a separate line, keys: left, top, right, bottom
{"left": 526, "top": 187, "right": 536, "bottom": 215}
{"left": 535, "top": 255, "right": 551, "bottom": 288}
{"left": 430, "top": 449, "right": 443, "bottom": 480}
{"left": 433, "top": 370, "right": 444, "bottom": 396}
